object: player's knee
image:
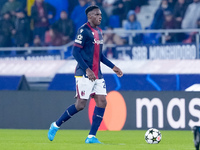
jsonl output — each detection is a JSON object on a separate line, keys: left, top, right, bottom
{"left": 75, "top": 99, "right": 87, "bottom": 111}
{"left": 97, "top": 98, "right": 107, "bottom": 108}
{"left": 77, "top": 104, "right": 86, "bottom": 111}
{"left": 101, "top": 99, "right": 107, "bottom": 108}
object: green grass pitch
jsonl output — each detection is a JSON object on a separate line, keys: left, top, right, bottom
{"left": 0, "top": 129, "right": 194, "bottom": 150}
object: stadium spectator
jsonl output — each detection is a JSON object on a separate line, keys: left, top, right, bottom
{"left": 102, "top": 0, "right": 116, "bottom": 16}
{"left": 173, "top": 0, "right": 188, "bottom": 42}
{"left": 13, "top": 9, "right": 31, "bottom": 48}
{"left": 173, "top": 0, "right": 188, "bottom": 29}
{"left": 150, "top": 0, "right": 172, "bottom": 29}
{"left": 131, "top": 0, "right": 149, "bottom": 9}
{"left": 31, "top": 0, "right": 56, "bottom": 44}
{"left": 162, "top": 11, "right": 176, "bottom": 42}
{"left": 123, "top": 10, "right": 143, "bottom": 44}
{"left": 52, "top": 11, "right": 74, "bottom": 44}
{"left": 197, "top": 18, "right": 200, "bottom": 28}
{"left": 70, "top": 0, "right": 89, "bottom": 32}
{"left": 123, "top": 10, "right": 142, "bottom": 30}
{"left": 44, "top": 0, "right": 69, "bottom": 24}
{"left": 86, "top": 0, "right": 92, "bottom": 3}
{"left": 185, "top": 0, "right": 193, "bottom": 4}
{"left": 112, "top": 0, "right": 126, "bottom": 26}
{"left": 95, "top": 0, "right": 103, "bottom": 6}
{"left": 162, "top": 11, "right": 176, "bottom": 29}
{"left": 67, "top": 0, "right": 79, "bottom": 16}
{"left": 123, "top": 0, "right": 139, "bottom": 16}
{"left": 104, "top": 27, "right": 126, "bottom": 45}
{"left": 20, "top": 0, "right": 27, "bottom": 10}
{"left": 32, "top": 35, "right": 48, "bottom": 54}
{"left": 103, "top": 26, "right": 126, "bottom": 59}
{"left": 181, "top": 0, "right": 200, "bottom": 29}
{"left": 186, "top": 18, "right": 200, "bottom": 43}
{"left": 0, "top": 0, "right": 8, "bottom": 11}
{"left": 138, "top": 0, "right": 149, "bottom": 6}
{"left": 1, "top": 0, "right": 23, "bottom": 16}
{"left": 27, "top": 0, "right": 37, "bottom": 17}
{"left": 168, "top": 0, "right": 178, "bottom": 11}
{"left": 45, "top": 27, "right": 63, "bottom": 46}
{"left": 0, "top": 12, "right": 15, "bottom": 48}
{"left": 33, "top": 35, "right": 42, "bottom": 47}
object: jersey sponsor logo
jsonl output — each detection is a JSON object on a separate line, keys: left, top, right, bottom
{"left": 93, "top": 39, "right": 103, "bottom": 45}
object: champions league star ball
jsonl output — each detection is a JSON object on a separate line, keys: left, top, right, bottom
{"left": 145, "top": 128, "right": 162, "bottom": 144}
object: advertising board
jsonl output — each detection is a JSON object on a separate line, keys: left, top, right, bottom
{"left": 0, "top": 91, "right": 199, "bottom": 130}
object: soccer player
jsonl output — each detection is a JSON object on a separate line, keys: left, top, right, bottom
{"left": 48, "top": 5, "right": 123, "bottom": 144}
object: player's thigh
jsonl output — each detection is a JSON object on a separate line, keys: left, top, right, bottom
{"left": 75, "top": 76, "right": 94, "bottom": 99}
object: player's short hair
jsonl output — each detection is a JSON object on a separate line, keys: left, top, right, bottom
{"left": 85, "top": 5, "right": 99, "bottom": 16}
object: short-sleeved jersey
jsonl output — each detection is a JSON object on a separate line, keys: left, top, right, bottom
{"left": 73, "top": 22, "right": 104, "bottom": 79}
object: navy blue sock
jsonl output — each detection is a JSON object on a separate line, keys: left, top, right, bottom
{"left": 89, "top": 106, "right": 105, "bottom": 136}
{"left": 56, "top": 104, "right": 78, "bottom": 127}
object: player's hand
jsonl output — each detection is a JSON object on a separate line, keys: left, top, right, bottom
{"left": 113, "top": 66, "right": 123, "bottom": 77}
{"left": 86, "top": 68, "right": 96, "bottom": 81}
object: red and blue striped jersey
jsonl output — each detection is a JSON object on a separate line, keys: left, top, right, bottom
{"left": 72, "top": 22, "right": 114, "bottom": 79}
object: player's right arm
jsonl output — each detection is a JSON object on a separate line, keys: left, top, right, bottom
{"left": 72, "top": 28, "right": 96, "bottom": 81}
{"left": 72, "top": 28, "right": 89, "bottom": 71}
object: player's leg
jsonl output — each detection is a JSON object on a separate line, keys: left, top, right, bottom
{"left": 89, "top": 94, "right": 107, "bottom": 137}
{"left": 55, "top": 98, "right": 87, "bottom": 127}
{"left": 48, "top": 105, "right": 78, "bottom": 142}
{"left": 48, "top": 76, "right": 93, "bottom": 141}
{"left": 55, "top": 76, "right": 92, "bottom": 127}
{"left": 48, "top": 98, "right": 87, "bottom": 141}
{"left": 85, "top": 79, "right": 107, "bottom": 144}
{"left": 85, "top": 95, "right": 106, "bottom": 144}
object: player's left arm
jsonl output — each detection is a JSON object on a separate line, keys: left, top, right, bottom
{"left": 100, "top": 53, "right": 123, "bottom": 77}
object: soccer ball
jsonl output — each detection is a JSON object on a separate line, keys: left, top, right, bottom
{"left": 145, "top": 128, "right": 162, "bottom": 144}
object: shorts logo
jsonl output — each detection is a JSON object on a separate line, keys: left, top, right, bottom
{"left": 81, "top": 91, "right": 85, "bottom": 96}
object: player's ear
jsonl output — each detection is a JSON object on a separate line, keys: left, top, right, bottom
{"left": 87, "top": 11, "right": 92, "bottom": 19}
{"left": 87, "top": 14, "right": 91, "bottom": 19}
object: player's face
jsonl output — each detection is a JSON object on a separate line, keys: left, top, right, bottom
{"left": 89, "top": 9, "right": 102, "bottom": 27}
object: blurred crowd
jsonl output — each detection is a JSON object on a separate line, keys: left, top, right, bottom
{"left": 0, "top": 0, "right": 147, "bottom": 49}
{"left": 147, "top": 0, "right": 200, "bottom": 44}
{"left": 0, "top": 0, "right": 200, "bottom": 56}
